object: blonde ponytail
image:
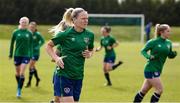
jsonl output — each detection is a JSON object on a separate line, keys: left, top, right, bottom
{"left": 49, "top": 8, "right": 74, "bottom": 36}
{"left": 154, "top": 24, "right": 160, "bottom": 38}
{"left": 62, "top": 8, "right": 74, "bottom": 26}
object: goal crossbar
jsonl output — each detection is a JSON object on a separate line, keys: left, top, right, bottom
{"left": 89, "top": 14, "right": 145, "bottom": 43}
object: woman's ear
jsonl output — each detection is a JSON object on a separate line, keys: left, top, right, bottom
{"left": 72, "top": 18, "right": 76, "bottom": 24}
{"left": 160, "top": 31, "right": 164, "bottom": 35}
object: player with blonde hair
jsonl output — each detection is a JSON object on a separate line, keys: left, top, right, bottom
{"left": 9, "top": 17, "right": 33, "bottom": 98}
{"left": 46, "top": 8, "right": 94, "bottom": 102}
{"left": 133, "top": 24, "right": 177, "bottom": 103}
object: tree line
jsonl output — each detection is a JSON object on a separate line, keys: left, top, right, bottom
{"left": 0, "top": 0, "right": 180, "bottom": 25}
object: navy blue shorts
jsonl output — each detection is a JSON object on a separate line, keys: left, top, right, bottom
{"left": 144, "top": 71, "right": 161, "bottom": 79}
{"left": 53, "top": 75, "right": 82, "bottom": 101}
{"left": 104, "top": 56, "right": 115, "bottom": 63}
{"left": 31, "top": 55, "right": 39, "bottom": 61}
{"left": 14, "top": 56, "right": 30, "bottom": 66}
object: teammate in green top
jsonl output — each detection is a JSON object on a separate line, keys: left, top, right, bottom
{"left": 49, "top": 8, "right": 73, "bottom": 102}
{"left": 46, "top": 8, "right": 94, "bottom": 102}
{"left": 25, "top": 22, "right": 45, "bottom": 88}
{"left": 9, "top": 17, "right": 33, "bottom": 98}
{"left": 95, "top": 26, "right": 123, "bottom": 86}
{"left": 133, "top": 24, "right": 177, "bottom": 103}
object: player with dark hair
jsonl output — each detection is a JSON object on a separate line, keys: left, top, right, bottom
{"left": 25, "top": 21, "right": 45, "bottom": 88}
{"left": 95, "top": 26, "right": 123, "bottom": 86}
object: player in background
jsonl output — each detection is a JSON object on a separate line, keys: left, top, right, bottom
{"left": 95, "top": 26, "right": 123, "bottom": 86}
{"left": 25, "top": 21, "right": 45, "bottom": 88}
{"left": 9, "top": 17, "right": 33, "bottom": 98}
{"left": 145, "top": 22, "right": 152, "bottom": 42}
{"left": 133, "top": 24, "right": 177, "bottom": 103}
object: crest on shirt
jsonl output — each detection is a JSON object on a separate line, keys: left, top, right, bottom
{"left": 84, "top": 37, "right": 89, "bottom": 44}
{"left": 84, "top": 38, "right": 89, "bottom": 43}
{"left": 102, "top": 40, "right": 108, "bottom": 45}
{"left": 167, "top": 45, "right": 170, "bottom": 49}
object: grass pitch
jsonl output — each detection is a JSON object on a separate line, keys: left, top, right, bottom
{"left": 0, "top": 40, "right": 180, "bottom": 102}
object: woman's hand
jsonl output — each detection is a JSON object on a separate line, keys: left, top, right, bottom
{"left": 82, "top": 49, "right": 92, "bottom": 58}
{"left": 55, "top": 56, "right": 67, "bottom": 69}
{"left": 107, "top": 46, "right": 112, "bottom": 50}
{"left": 95, "top": 46, "right": 102, "bottom": 52}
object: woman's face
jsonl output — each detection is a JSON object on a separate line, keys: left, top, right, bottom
{"left": 101, "top": 28, "right": 109, "bottom": 36}
{"left": 29, "top": 24, "right": 36, "bottom": 32}
{"left": 19, "top": 19, "right": 29, "bottom": 29}
{"left": 101, "top": 28, "right": 106, "bottom": 36}
{"left": 73, "top": 11, "right": 88, "bottom": 29}
{"left": 161, "top": 27, "right": 171, "bottom": 39}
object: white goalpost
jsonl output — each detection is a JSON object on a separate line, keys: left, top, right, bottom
{"left": 89, "top": 14, "right": 145, "bottom": 43}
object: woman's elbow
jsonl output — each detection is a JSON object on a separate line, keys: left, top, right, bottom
{"left": 45, "top": 40, "right": 54, "bottom": 51}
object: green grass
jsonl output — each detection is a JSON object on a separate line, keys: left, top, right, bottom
{"left": 1, "top": 24, "right": 180, "bottom": 42}
{"left": 0, "top": 40, "right": 180, "bottom": 102}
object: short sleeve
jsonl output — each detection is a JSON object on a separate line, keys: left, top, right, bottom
{"left": 110, "top": 37, "right": 116, "bottom": 46}
{"left": 51, "top": 32, "right": 66, "bottom": 46}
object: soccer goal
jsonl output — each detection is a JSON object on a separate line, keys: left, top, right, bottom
{"left": 89, "top": 14, "right": 145, "bottom": 43}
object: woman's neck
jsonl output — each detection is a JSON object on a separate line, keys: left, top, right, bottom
{"left": 160, "top": 35, "right": 166, "bottom": 39}
{"left": 104, "top": 33, "right": 109, "bottom": 37}
{"left": 19, "top": 26, "right": 27, "bottom": 30}
{"left": 74, "top": 26, "right": 84, "bottom": 32}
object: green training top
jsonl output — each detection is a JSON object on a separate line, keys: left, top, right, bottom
{"left": 9, "top": 29, "right": 33, "bottom": 58}
{"left": 51, "top": 27, "right": 94, "bottom": 80}
{"left": 141, "top": 37, "right": 177, "bottom": 73}
{"left": 32, "top": 31, "right": 45, "bottom": 56}
{"left": 100, "top": 35, "right": 116, "bottom": 58}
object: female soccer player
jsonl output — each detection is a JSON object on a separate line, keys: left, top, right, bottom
{"left": 46, "top": 8, "right": 94, "bottom": 102}
{"left": 95, "top": 26, "right": 123, "bottom": 86}
{"left": 9, "top": 17, "right": 33, "bottom": 98}
{"left": 49, "top": 8, "right": 73, "bottom": 102}
{"left": 133, "top": 24, "right": 177, "bottom": 103}
{"left": 25, "top": 21, "right": 45, "bottom": 88}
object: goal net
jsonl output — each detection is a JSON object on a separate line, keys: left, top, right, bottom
{"left": 88, "top": 14, "right": 145, "bottom": 43}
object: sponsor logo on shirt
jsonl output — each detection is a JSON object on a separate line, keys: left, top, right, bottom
{"left": 18, "top": 34, "right": 21, "bottom": 36}
{"left": 158, "top": 44, "right": 161, "bottom": 47}
{"left": 26, "top": 34, "right": 29, "bottom": 38}
{"left": 71, "top": 37, "right": 75, "bottom": 41}
{"left": 167, "top": 45, "right": 170, "bottom": 49}
{"left": 33, "top": 36, "right": 37, "bottom": 39}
